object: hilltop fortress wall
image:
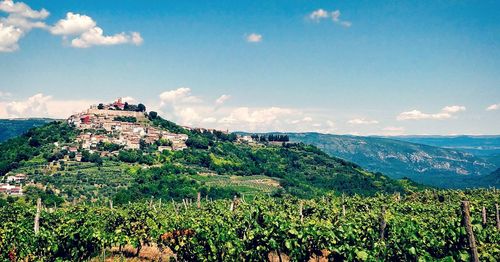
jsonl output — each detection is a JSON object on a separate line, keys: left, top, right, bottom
{"left": 86, "top": 108, "right": 145, "bottom": 118}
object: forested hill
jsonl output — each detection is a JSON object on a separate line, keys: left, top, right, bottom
{"left": 0, "top": 115, "right": 419, "bottom": 205}
{"left": 279, "top": 132, "right": 497, "bottom": 188}
{"left": 0, "top": 118, "right": 55, "bottom": 142}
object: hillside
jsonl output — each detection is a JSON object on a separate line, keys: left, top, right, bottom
{"left": 0, "top": 102, "right": 418, "bottom": 204}
{"left": 276, "top": 133, "right": 498, "bottom": 188}
{"left": 0, "top": 118, "right": 55, "bottom": 142}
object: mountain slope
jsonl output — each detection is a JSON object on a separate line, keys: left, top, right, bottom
{"left": 0, "top": 109, "right": 418, "bottom": 203}
{"left": 282, "top": 133, "right": 497, "bottom": 188}
{"left": 0, "top": 118, "right": 55, "bottom": 142}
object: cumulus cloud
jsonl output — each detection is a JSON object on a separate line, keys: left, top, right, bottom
{"left": 397, "top": 105, "right": 466, "bottom": 121}
{"left": 0, "top": 0, "right": 49, "bottom": 52}
{"left": 159, "top": 87, "right": 202, "bottom": 106}
{"left": 121, "top": 96, "right": 136, "bottom": 103}
{"left": 0, "top": 93, "right": 96, "bottom": 118}
{"left": 246, "top": 33, "right": 262, "bottom": 43}
{"left": 5, "top": 93, "right": 51, "bottom": 117}
{"left": 347, "top": 118, "right": 379, "bottom": 125}
{"left": 486, "top": 103, "right": 500, "bottom": 111}
{"left": 51, "top": 12, "right": 143, "bottom": 48}
{"left": 0, "top": 0, "right": 48, "bottom": 19}
{"left": 219, "top": 107, "right": 294, "bottom": 125}
{"left": 309, "top": 9, "right": 329, "bottom": 21}
{"left": 0, "top": 22, "right": 22, "bottom": 51}
{"left": 308, "top": 8, "right": 351, "bottom": 27}
{"left": 156, "top": 88, "right": 318, "bottom": 132}
{"left": 0, "top": 1, "right": 142, "bottom": 52}
{"left": 50, "top": 12, "right": 95, "bottom": 35}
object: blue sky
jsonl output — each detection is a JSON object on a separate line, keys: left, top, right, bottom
{"left": 1, "top": 0, "right": 499, "bottom": 135}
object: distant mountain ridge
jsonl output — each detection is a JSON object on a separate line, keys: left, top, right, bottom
{"left": 0, "top": 118, "right": 56, "bottom": 142}
{"left": 386, "top": 135, "right": 500, "bottom": 156}
{"left": 241, "top": 132, "right": 498, "bottom": 188}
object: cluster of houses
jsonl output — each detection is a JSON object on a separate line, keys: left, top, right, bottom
{"left": 0, "top": 173, "right": 27, "bottom": 196}
{"left": 67, "top": 99, "right": 188, "bottom": 156}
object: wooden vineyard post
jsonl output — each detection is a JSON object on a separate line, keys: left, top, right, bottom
{"left": 482, "top": 206, "right": 487, "bottom": 226}
{"left": 299, "top": 201, "right": 304, "bottom": 224}
{"left": 197, "top": 192, "right": 201, "bottom": 209}
{"left": 379, "top": 206, "right": 386, "bottom": 241}
{"left": 342, "top": 204, "right": 346, "bottom": 217}
{"left": 109, "top": 200, "right": 113, "bottom": 209}
{"left": 496, "top": 204, "right": 500, "bottom": 230}
{"left": 172, "top": 199, "right": 178, "bottom": 215}
{"left": 461, "top": 201, "right": 479, "bottom": 262}
{"left": 230, "top": 195, "right": 238, "bottom": 212}
{"left": 34, "top": 198, "right": 41, "bottom": 234}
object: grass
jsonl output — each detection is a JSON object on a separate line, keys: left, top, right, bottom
{"left": 189, "top": 174, "right": 281, "bottom": 198}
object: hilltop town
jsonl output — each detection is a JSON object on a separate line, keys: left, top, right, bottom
{"left": 68, "top": 98, "right": 189, "bottom": 156}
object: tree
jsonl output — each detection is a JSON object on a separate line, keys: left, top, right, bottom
{"left": 148, "top": 111, "right": 158, "bottom": 120}
{"left": 97, "top": 103, "right": 104, "bottom": 109}
{"left": 137, "top": 103, "right": 146, "bottom": 112}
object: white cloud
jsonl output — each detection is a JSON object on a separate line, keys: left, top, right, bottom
{"left": 159, "top": 87, "right": 202, "bottom": 106}
{"left": 317, "top": 120, "right": 337, "bottom": 133}
{"left": 246, "top": 33, "right": 262, "bottom": 43}
{"left": 0, "top": 0, "right": 49, "bottom": 52}
{"left": 0, "top": 93, "right": 96, "bottom": 118}
{"left": 215, "top": 94, "right": 230, "bottom": 106}
{"left": 0, "top": 2, "right": 142, "bottom": 51}
{"left": 50, "top": 12, "right": 95, "bottom": 35}
{"left": 121, "top": 96, "right": 136, "bottom": 103}
{"left": 442, "top": 105, "right": 466, "bottom": 113}
{"left": 309, "top": 9, "right": 329, "bottom": 21}
{"left": 347, "top": 118, "right": 379, "bottom": 125}
{"left": 0, "top": 0, "right": 49, "bottom": 19}
{"left": 308, "top": 8, "right": 351, "bottom": 27}
{"left": 131, "top": 31, "right": 143, "bottom": 45}
{"left": 71, "top": 27, "right": 142, "bottom": 48}
{"left": 0, "top": 22, "right": 22, "bottom": 52}
{"left": 397, "top": 105, "right": 466, "bottom": 121}
{"left": 202, "top": 117, "right": 217, "bottom": 123}
{"left": 1, "top": 14, "right": 46, "bottom": 30}
{"left": 219, "top": 107, "right": 293, "bottom": 125}
{"left": 50, "top": 12, "right": 143, "bottom": 48}
{"left": 486, "top": 103, "right": 500, "bottom": 111}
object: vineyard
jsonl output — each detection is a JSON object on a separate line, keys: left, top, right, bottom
{"left": 1, "top": 189, "right": 499, "bottom": 261}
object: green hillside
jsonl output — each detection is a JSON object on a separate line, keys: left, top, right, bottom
{"left": 0, "top": 118, "right": 55, "bottom": 142}
{"left": 0, "top": 118, "right": 419, "bottom": 204}
{"left": 267, "top": 132, "right": 498, "bottom": 188}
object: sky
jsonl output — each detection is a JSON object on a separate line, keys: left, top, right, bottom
{"left": 0, "top": 0, "right": 499, "bottom": 135}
